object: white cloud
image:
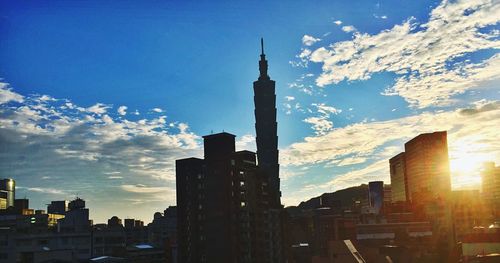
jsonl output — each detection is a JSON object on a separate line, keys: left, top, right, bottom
{"left": 282, "top": 101, "right": 500, "bottom": 193}
{"left": 117, "top": 106, "right": 127, "bottom": 116}
{"left": 0, "top": 83, "right": 24, "bottom": 104}
{"left": 235, "top": 134, "right": 256, "bottom": 152}
{"left": 285, "top": 96, "right": 295, "bottom": 101}
{"left": 333, "top": 20, "right": 343, "bottom": 25}
{"left": 0, "top": 82, "right": 203, "bottom": 221}
{"left": 302, "top": 35, "right": 321, "bottom": 46}
{"left": 87, "top": 103, "right": 110, "bottom": 115}
{"left": 305, "top": 0, "right": 500, "bottom": 108}
{"left": 17, "top": 186, "right": 67, "bottom": 195}
{"left": 341, "top": 25, "right": 357, "bottom": 33}
{"left": 303, "top": 103, "right": 341, "bottom": 135}
{"left": 151, "top": 108, "right": 163, "bottom": 113}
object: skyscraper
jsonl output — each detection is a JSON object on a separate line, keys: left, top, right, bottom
{"left": 253, "top": 39, "right": 284, "bottom": 262}
{"left": 253, "top": 38, "right": 281, "bottom": 207}
{"left": 402, "top": 131, "right": 454, "bottom": 244}
{"left": 389, "top": 152, "right": 408, "bottom": 203}
{"left": 404, "top": 131, "right": 451, "bottom": 203}
{"left": 176, "top": 39, "right": 284, "bottom": 263}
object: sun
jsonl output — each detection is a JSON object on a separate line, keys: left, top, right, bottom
{"left": 449, "top": 139, "right": 493, "bottom": 189}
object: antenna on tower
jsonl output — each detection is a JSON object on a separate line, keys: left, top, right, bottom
{"left": 261, "top": 38, "right": 264, "bottom": 55}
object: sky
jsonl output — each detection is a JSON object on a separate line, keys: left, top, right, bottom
{"left": 0, "top": 0, "right": 499, "bottom": 223}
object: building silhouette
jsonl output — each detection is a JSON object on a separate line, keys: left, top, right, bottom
{"left": 389, "top": 131, "right": 454, "bottom": 247}
{"left": 253, "top": 38, "right": 284, "bottom": 263}
{"left": 254, "top": 38, "right": 281, "bottom": 208}
{"left": 47, "top": 200, "right": 69, "bottom": 215}
{"left": 176, "top": 39, "right": 284, "bottom": 263}
{"left": 177, "top": 133, "right": 265, "bottom": 262}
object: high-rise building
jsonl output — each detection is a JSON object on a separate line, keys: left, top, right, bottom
{"left": 253, "top": 38, "right": 284, "bottom": 262}
{"left": 0, "top": 179, "right": 15, "bottom": 208}
{"left": 177, "top": 133, "right": 268, "bottom": 263}
{"left": 397, "top": 131, "right": 454, "bottom": 245}
{"left": 404, "top": 131, "right": 451, "bottom": 203}
{"left": 481, "top": 162, "right": 500, "bottom": 219}
{"left": 254, "top": 38, "right": 281, "bottom": 208}
{"left": 176, "top": 39, "right": 283, "bottom": 263}
{"left": 389, "top": 152, "right": 408, "bottom": 203}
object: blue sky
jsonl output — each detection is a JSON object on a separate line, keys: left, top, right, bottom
{"left": 1, "top": 0, "right": 499, "bottom": 223}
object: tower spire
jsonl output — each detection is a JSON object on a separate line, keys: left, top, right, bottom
{"left": 261, "top": 37, "right": 264, "bottom": 55}
{"left": 258, "top": 38, "right": 269, "bottom": 80}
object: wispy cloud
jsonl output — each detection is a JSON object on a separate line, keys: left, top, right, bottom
{"left": 0, "top": 82, "right": 202, "bottom": 220}
{"left": 303, "top": 103, "right": 341, "bottom": 135}
{"left": 341, "top": 25, "right": 357, "bottom": 33}
{"left": 283, "top": 101, "right": 500, "bottom": 191}
{"left": 302, "top": 0, "right": 500, "bottom": 108}
{"left": 302, "top": 35, "right": 321, "bottom": 46}
{"left": 117, "top": 106, "right": 127, "bottom": 116}
{"left": 0, "top": 83, "right": 24, "bottom": 104}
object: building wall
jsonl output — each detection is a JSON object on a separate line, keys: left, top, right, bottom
{"left": 404, "top": 131, "right": 451, "bottom": 203}
{"left": 389, "top": 153, "right": 408, "bottom": 203}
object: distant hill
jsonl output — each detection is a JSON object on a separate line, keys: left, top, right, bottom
{"left": 287, "top": 184, "right": 369, "bottom": 211}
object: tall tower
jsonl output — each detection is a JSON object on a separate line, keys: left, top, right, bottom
{"left": 253, "top": 38, "right": 281, "bottom": 207}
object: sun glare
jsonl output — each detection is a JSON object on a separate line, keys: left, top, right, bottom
{"left": 449, "top": 140, "right": 493, "bottom": 189}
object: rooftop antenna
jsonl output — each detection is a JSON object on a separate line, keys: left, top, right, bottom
{"left": 261, "top": 37, "right": 264, "bottom": 55}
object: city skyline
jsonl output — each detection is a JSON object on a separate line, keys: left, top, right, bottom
{"left": 1, "top": 0, "right": 499, "bottom": 224}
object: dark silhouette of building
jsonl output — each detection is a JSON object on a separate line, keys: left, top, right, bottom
{"left": 177, "top": 133, "right": 267, "bottom": 263}
{"left": 47, "top": 200, "right": 69, "bottom": 215}
{"left": 58, "top": 197, "right": 91, "bottom": 232}
{"left": 148, "top": 206, "right": 177, "bottom": 261}
{"left": 108, "top": 216, "right": 123, "bottom": 228}
{"left": 389, "top": 152, "right": 408, "bottom": 203}
{"left": 176, "top": 39, "right": 284, "bottom": 263}
{"left": 253, "top": 38, "right": 284, "bottom": 263}
{"left": 254, "top": 38, "right": 281, "bottom": 208}
{"left": 389, "top": 131, "right": 454, "bottom": 250}
{"left": 13, "top": 199, "right": 29, "bottom": 214}
{"left": 0, "top": 179, "right": 15, "bottom": 208}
